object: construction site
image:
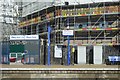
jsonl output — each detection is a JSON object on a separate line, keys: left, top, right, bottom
{"left": 0, "top": 0, "right": 120, "bottom": 80}
{"left": 17, "top": 1, "right": 120, "bottom": 65}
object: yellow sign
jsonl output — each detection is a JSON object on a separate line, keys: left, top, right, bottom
{"left": 72, "top": 47, "right": 75, "bottom": 53}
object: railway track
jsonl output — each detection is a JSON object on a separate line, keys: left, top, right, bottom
{"left": 0, "top": 64, "right": 119, "bottom": 79}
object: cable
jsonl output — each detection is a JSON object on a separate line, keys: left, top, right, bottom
{"left": 91, "top": 0, "right": 95, "bottom": 3}
{"left": 74, "top": 0, "right": 80, "bottom": 5}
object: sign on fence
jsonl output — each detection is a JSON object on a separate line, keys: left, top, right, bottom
{"left": 108, "top": 56, "right": 120, "bottom": 61}
{"left": 54, "top": 45, "right": 62, "bottom": 58}
{"left": 62, "top": 30, "right": 74, "bottom": 36}
{"left": 10, "top": 35, "right": 39, "bottom": 40}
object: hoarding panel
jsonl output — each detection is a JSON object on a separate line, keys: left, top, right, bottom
{"left": 94, "top": 46, "right": 102, "bottom": 64}
{"left": 77, "top": 46, "right": 86, "bottom": 64}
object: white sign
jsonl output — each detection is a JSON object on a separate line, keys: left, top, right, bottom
{"left": 10, "top": 35, "right": 25, "bottom": 40}
{"left": 62, "top": 30, "right": 74, "bottom": 36}
{"left": 108, "top": 56, "right": 120, "bottom": 61}
{"left": 10, "top": 35, "right": 39, "bottom": 40}
{"left": 25, "top": 35, "right": 39, "bottom": 40}
{"left": 54, "top": 45, "right": 62, "bottom": 58}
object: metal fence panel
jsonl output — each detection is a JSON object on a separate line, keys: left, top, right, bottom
{"left": 24, "top": 40, "right": 40, "bottom": 64}
{"left": 2, "top": 41, "right": 9, "bottom": 64}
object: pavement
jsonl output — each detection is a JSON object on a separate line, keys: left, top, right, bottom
{"left": 0, "top": 64, "right": 119, "bottom": 68}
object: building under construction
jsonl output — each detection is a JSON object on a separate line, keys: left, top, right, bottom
{"left": 0, "top": 1, "right": 120, "bottom": 80}
{"left": 10, "top": 1, "right": 120, "bottom": 65}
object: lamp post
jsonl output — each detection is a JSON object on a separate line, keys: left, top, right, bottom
{"left": 47, "top": 25, "right": 51, "bottom": 65}
{"left": 65, "top": 1, "right": 71, "bottom": 65}
{"left": 67, "top": 15, "right": 71, "bottom": 65}
{"left": 62, "top": 29, "right": 73, "bottom": 66}
{"left": 67, "top": 34, "right": 70, "bottom": 65}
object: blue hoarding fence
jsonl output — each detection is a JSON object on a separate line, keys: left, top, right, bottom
{"left": 1, "top": 41, "right": 10, "bottom": 64}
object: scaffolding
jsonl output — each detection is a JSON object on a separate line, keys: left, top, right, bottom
{"left": 19, "top": 1, "right": 119, "bottom": 46}
{"left": 18, "top": 1, "right": 119, "bottom": 64}
{"left": 0, "top": 0, "right": 19, "bottom": 41}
